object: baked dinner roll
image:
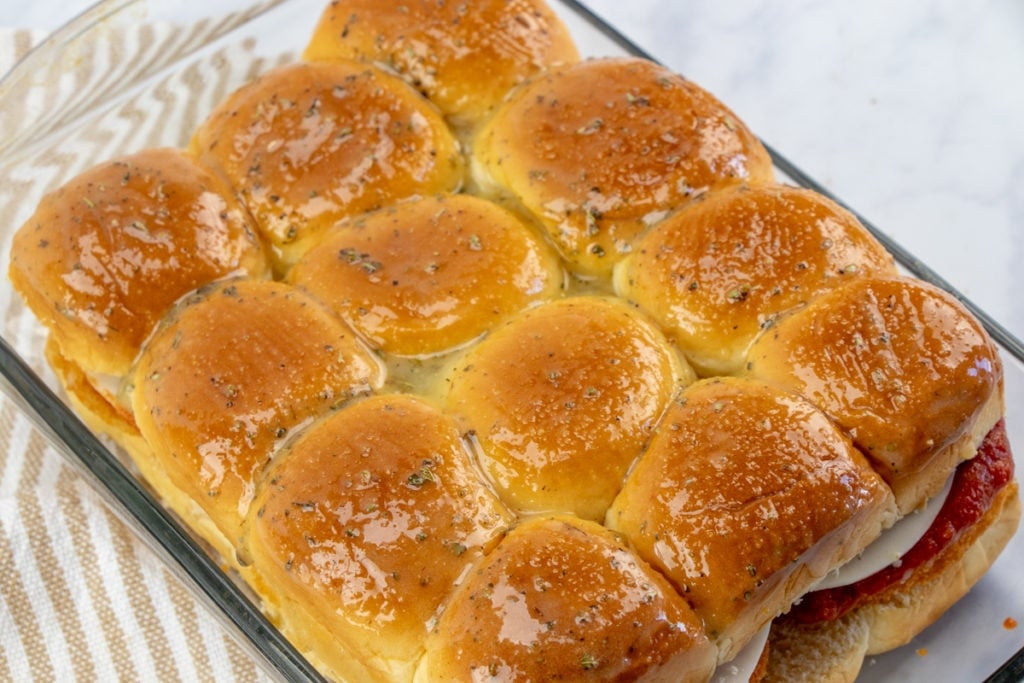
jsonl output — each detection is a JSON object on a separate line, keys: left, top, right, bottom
{"left": 744, "top": 275, "right": 1003, "bottom": 515}
{"left": 131, "top": 279, "right": 384, "bottom": 559}
{"left": 444, "top": 296, "right": 694, "bottom": 521}
{"left": 191, "top": 60, "right": 464, "bottom": 269}
{"left": 8, "top": 147, "right": 269, "bottom": 399}
{"left": 246, "top": 394, "right": 513, "bottom": 683}
{"left": 606, "top": 377, "right": 897, "bottom": 664}
{"left": 614, "top": 184, "right": 897, "bottom": 376}
{"left": 418, "top": 514, "right": 717, "bottom": 683}
{"left": 288, "top": 193, "right": 563, "bottom": 357}
{"left": 303, "top": 0, "right": 579, "bottom": 128}
{"left": 472, "top": 56, "right": 774, "bottom": 279}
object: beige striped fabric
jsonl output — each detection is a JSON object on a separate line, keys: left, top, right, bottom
{"left": 0, "top": 27, "right": 276, "bottom": 683}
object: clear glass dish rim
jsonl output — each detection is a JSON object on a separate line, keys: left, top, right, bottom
{"left": 1, "top": 1, "right": 1023, "bottom": 681}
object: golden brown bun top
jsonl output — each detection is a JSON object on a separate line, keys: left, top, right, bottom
{"left": 445, "top": 296, "right": 693, "bottom": 521}
{"left": 607, "top": 377, "right": 896, "bottom": 657}
{"left": 303, "top": 0, "right": 579, "bottom": 127}
{"left": 8, "top": 147, "right": 269, "bottom": 377}
{"left": 247, "top": 394, "right": 513, "bottom": 679}
{"left": 131, "top": 279, "right": 384, "bottom": 546}
{"left": 191, "top": 60, "right": 464, "bottom": 269}
{"left": 472, "top": 56, "right": 775, "bottom": 278}
{"left": 744, "top": 275, "right": 1003, "bottom": 513}
{"left": 288, "top": 193, "right": 563, "bottom": 357}
{"left": 615, "top": 184, "right": 898, "bottom": 376}
{"left": 420, "top": 514, "right": 717, "bottom": 683}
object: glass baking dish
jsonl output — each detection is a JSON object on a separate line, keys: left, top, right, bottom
{"left": 1, "top": 0, "right": 1022, "bottom": 680}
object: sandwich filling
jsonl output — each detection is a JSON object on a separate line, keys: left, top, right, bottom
{"left": 789, "top": 419, "right": 1014, "bottom": 623}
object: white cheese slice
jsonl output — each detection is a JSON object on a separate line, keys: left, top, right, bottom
{"left": 712, "top": 624, "right": 770, "bottom": 683}
{"left": 813, "top": 473, "right": 955, "bottom": 591}
{"left": 88, "top": 371, "right": 123, "bottom": 400}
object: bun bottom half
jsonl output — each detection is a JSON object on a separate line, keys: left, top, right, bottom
{"left": 765, "top": 478, "right": 1021, "bottom": 681}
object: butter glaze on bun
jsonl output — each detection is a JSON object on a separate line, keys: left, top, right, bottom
{"left": 445, "top": 296, "right": 694, "bottom": 521}
{"left": 418, "top": 514, "right": 717, "bottom": 683}
{"left": 192, "top": 61, "right": 464, "bottom": 269}
{"left": 303, "top": 0, "right": 580, "bottom": 127}
{"left": 744, "top": 275, "right": 1003, "bottom": 514}
{"left": 247, "top": 394, "right": 513, "bottom": 683}
{"left": 288, "top": 193, "right": 563, "bottom": 357}
{"left": 607, "top": 377, "right": 897, "bottom": 664}
{"left": 131, "top": 279, "right": 384, "bottom": 557}
{"left": 8, "top": 147, "right": 269, "bottom": 381}
{"left": 614, "top": 184, "right": 898, "bottom": 376}
{"left": 472, "top": 57, "right": 775, "bottom": 278}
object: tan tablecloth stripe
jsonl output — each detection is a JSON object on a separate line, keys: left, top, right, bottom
{"left": 17, "top": 429, "right": 97, "bottom": 681}
{"left": 0, "top": 517, "right": 57, "bottom": 682}
{"left": 165, "top": 573, "right": 217, "bottom": 682}
{"left": 1, "top": 26, "right": 272, "bottom": 683}
{"left": 102, "top": 505, "right": 188, "bottom": 682}
{"left": 55, "top": 468, "right": 139, "bottom": 682}
{"left": 0, "top": 400, "right": 58, "bottom": 682}
{"left": 0, "top": 635, "right": 13, "bottom": 683}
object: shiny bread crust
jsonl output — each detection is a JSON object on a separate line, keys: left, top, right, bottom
{"left": 615, "top": 184, "right": 898, "bottom": 376}
{"left": 191, "top": 60, "right": 465, "bottom": 269}
{"left": 8, "top": 147, "right": 269, "bottom": 378}
{"left": 472, "top": 57, "right": 775, "bottom": 278}
{"left": 6, "top": 1, "right": 1018, "bottom": 681}
{"left": 303, "top": 0, "right": 580, "bottom": 127}
{"left": 745, "top": 275, "right": 1004, "bottom": 515}
{"left": 607, "top": 376, "right": 898, "bottom": 664}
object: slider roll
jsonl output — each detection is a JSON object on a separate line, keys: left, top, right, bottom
{"left": 289, "top": 193, "right": 563, "bottom": 357}
{"left": 472, "top": 57, "right": 775, "bottom": 279}
{"left": 192, "top": 61, "right": 465, "bottom": 269}
{"left": 779, "top": 420, "right": 1020, "bottom": 656}
{"left": 745, "top": 275, "right": 1004, "bottom": 515}
{"left": 247, "top": 395, "right": 514, "bottom": 683}
{"left": 303, "top": 0, "right": 580, "bottom": 128}
{"left": 615, "top": 184, "right": 898, "bottom": 376}
{"left": 445, "top": 296, "right": 694, "bottom": 522}
{"left": 419, "top": 514, "right": 717, "bottom": 682}
{"left": 131, "top": 279, "right": 384, "bottom": 558}
{"left": 607, "top": 377, "right": 897, "bottom": 664}
{"left": 8, "top": 146, "right": 269, "bottom": 389}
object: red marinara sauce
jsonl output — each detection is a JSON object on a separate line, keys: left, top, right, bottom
{"left": 790, "top": 419, "right": 1015, "bottom": 624}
